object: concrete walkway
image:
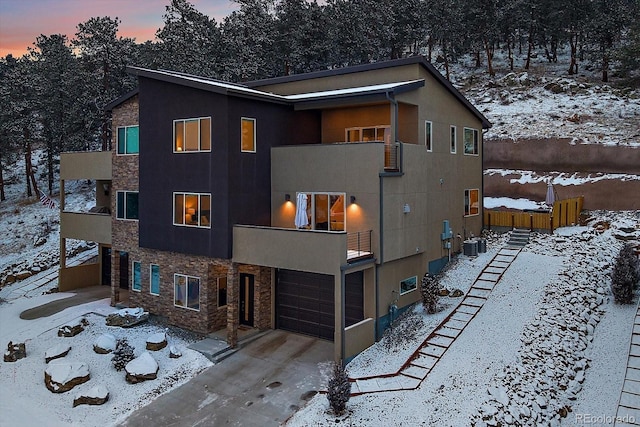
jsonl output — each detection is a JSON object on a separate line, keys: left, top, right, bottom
{"left": 615, "top": 297, "right": 640, "bottom": 426}
{"left": 349, "top": 245, "right": 523, "bottom": 395}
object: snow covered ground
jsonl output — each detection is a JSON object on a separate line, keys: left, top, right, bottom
{"left": 286, "top": 212, "right": 640, "bottom": 427}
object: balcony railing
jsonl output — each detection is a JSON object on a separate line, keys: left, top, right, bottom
{"left": 347, "top": 230, "right": 373, "bottom": 262}
{"left": 384, "top": 143, "right": 400, "bottom": 171}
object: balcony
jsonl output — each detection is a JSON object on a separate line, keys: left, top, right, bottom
{"left": 60, "top": 151, "right": 112, "bottom": 180}
{"left": 60, "top": 211, "right": 111, "bottom": 244}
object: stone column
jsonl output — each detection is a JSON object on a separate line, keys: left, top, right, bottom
{"left": 226, "top": 263, "right": 239, "bottom": 348}
{"left": 110, "top": 252, "right": 119, "bottom": 306}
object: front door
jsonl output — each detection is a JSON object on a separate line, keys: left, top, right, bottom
{"left": 239, "top": 273, "right": 254, "bottom": 327}
{"left": 101, "top": 247, "right": 111, "bottom": 286}
{"left": 119, "top": 251, "right": 129, "bottom": 290}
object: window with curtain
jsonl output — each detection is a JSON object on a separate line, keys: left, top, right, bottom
{"left": 465, "top": 188, "right": 480, "bottom": 216}
{"left": 241, "top": 117, "right": 256, "bottom": 152}
{"left": 174, "top": 274, "right": 200, "bottom": 310}
{"left": 174, "top": 117, "right": 211, "bottom": 152}
{"left": 173, "top": 192, "right": 211, "bottom": 228}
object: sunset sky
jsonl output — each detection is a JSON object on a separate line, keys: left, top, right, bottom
{"left": 0, "top": 0, "right": 238, "bottom": 58}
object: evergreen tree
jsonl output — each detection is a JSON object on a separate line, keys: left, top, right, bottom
{"left": 327, "top": 361, "right": 350, "bottom": 415}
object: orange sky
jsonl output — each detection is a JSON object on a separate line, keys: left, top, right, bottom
{"left": 0, "top": 0, "right": 238, "bottom": 58}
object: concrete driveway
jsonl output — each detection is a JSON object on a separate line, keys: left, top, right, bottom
{"left": 120, "top": 330, "right": 333, "bottom": 427}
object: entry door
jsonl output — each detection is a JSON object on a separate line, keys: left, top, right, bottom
{"left": 102, "top": 247, "right": 111, "bottom": 285}
{"left": 119, "top": 251, "right": 129, "bottom": 290}
{"left": 239, "top": 273, "right": 255, "bottom": 327}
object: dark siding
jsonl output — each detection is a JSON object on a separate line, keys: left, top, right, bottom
{"left": 138, "top": 77, "right": 321, "bottom": 259}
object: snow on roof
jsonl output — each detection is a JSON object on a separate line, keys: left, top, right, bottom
{"left": 283, "top": 80, "right": 425, "bottom": 100}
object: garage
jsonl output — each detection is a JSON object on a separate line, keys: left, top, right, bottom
{"left": 276, "top": 270, "right": 364, "bottom": 341}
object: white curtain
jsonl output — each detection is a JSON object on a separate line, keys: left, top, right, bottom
{"left": 294, "top": 193, "right": 309, "bottom": 228}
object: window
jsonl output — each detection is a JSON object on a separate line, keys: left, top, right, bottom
{"left": 241, "top": 117, "right": 256, "bottom": 153}
{"left": 116, "top": 191, "right": 139, "bottom": 220}
{"left": 400, "top": 276, "right": 417, "bottom": 295}
{"left": 425, "top": 121, "right": 433, "bottom": 151}
{"left": 464, "top": 128, "right": 479, "bottom": 155}
{"left": 150, "top": 264, "right": 160, "bottom": 296}
{"left": 298, "top": 192, "right": 345, "bottom": 231}
{"left": 465, "top": 189, "right": 480, "bottom": 216}
{"left": 174, "top": 274, "right": 200, "bottom": 310}
{"left": 174, "top": 117, "right": 211, "bottom": 152}
{"left": 132, "top": 261, "right": 141, "bottom": 292}
{"left": 117, "top": 125, "right": 139, "bottom": 155}
{"left": 450, "top": 126, "right": 457, "bottom": 154}
{"left": 345, "top": 126, "right": 390, "bottom": 143}
{"left": 217, "top": 277, "right": 227, "bottom": 307}
{"left": 173, "top": 192, "right": 211, "bottom": 228}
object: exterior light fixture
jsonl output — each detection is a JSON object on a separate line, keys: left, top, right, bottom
{"left": 350, "top": 196, "right": 356, "bottom": 204}
{"left": 285, "top": 194, "right": 291, "bottom": 202}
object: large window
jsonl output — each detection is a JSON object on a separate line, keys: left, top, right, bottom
{"left": 132, "top": 261, "right": 141, "bottom": 292}
{"left": 174, "top": 117, "right": 211, "bottom": 152}
{"left": 241, "top": 117, "right": 256, "bottom": 153}
{"left": 345, "top": 126, "right": 390, "bottom": 143}
{"left": 450, "top": 126, "right": 457, "bottom": 154}
{"left": 150, "top": 264, "right": 160, "bottom": 296}
{"left": 425, "top": 121, "right": 433, "bottom": 151}
{"left": 400, "top": 276, "right": 417, "bottom": 295}
{"left": 173, "top": 192, "right": 211, "bottom": 228}
{"left": 174, "top": 274, "right": 200, "bottom": 310}
{"left": 116, "top": 191, "right": 139, "bottom": 220}
{"left": 217, "top": 277, "right": 227, "bottom": 307}
{"left": 298, "top": 192, "right": 346, "bottom": 231}
{"left": 464, "top": 128, "right": 479, "bottom": 155}
{"left": 465, "top": 189, "right": 480, "bottom": 216}
{"left": 117, "top": 125, "right": 139, "bottom": 155}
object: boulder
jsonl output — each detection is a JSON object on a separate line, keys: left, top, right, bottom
{"left": 438, "top": 288, "right": 450, "bottom": 297}
{"left": 4, "top": 341, "right": 27, "bottom": 362}
{"left": 169, "top": 345, "right": 182, "bottom": 359}
{"left": 125, "top": 351, "right": 158, "bottom": 384}
{"left": 4, "top": 274, "right": 16, "bottom": 285}
{"left": 73, "top": 385, "right": 109, "bottom": 407}
{"left": 45, "top": 360, "right": 90, "bottom": 393}
{"left": 106, "top": 307, "right": 149, "bottom": 328}
{"left": 146, "top": 332, "right": 167, "bottom": 351}
{"left": 45, "top": 343, "right": 71, "bottom": 363}
{"left": 58, "top": 318, "right": 88, "bottom": 337}
{"left": 15, "top": 270, "right": 32, "bottom": 281}
{"left": 450, "top": 289, "right": 464, "bottom": 298}
{"left": 93, "top": 333, "right": 117, "bottom": 354}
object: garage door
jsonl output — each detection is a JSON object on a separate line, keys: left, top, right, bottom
{"left": 276, "top": 270, "right": 365, "bottom": 341}
{"left": 276, "top": 270, "right": 335, "bottom": 340}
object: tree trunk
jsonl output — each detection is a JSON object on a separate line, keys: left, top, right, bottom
{"left": 484, "top": 38, "right": 495, "bottom": 76}
{"left": 24, "top": 130, "right": 33, "bottom": 197}
{"left": 47, "top": 142, "right": 54, "bottom": 196}
{"left": 475, "top": 51, "right": 481, "bottom": 68}
{"left": 525, "top": 25, "right": 534, "bottom": 70}
{"left": 0, "top": 147, "right": 5, "bottom": 201}
{"left": 568, "top": 32, "right": 578, "bottom": 75}
{"left": 443, "top": 42, "right": 450, "bottom": 80}
{"left": 601, "top": 42, "right": 609, "bottom": 82}
{"left": 508, "top": 36, "right": 514, "bottom": 71}
{"left": 427, "top": 36, "right": 433, "bottom": 62}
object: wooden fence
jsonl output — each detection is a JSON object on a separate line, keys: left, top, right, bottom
{"left": 484, "top": 197, "right": 584, "bottom": 233}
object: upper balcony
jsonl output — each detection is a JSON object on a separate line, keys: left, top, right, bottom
{"left": 60, "top": 151, "right": 112, "bottom": 181}
{"left": 60, "top": 211, "right": 112, "bottom": 244}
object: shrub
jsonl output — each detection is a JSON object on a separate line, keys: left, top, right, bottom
{"left": 327, "top": 361, "right": 351, "bottom": 415}
{"left": 382, "top": 306, "right": 424, "bottom": 350}
{"left": 421, "top": 273, "right": 440, "bottom": 314}
{"left": 111, "top": 338, "right": 135, "bottom": 371}
{"left": 611, "top": 244, "right": 639, "bottom": 304}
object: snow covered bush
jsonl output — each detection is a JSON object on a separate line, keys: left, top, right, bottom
{"left": 611, "top": 244, "right": 639, "bottom": 304}
{"left": 327, "top": 361, "right": 350, "bottom": 415}
{"left": 382, "top": 306, "right": 424, "bottom": 350}
{"left": 111, "top": 338, "right": 135, "bottom": 371}
{"left": 420, "top": 273, "right": 440, "bottom": 314}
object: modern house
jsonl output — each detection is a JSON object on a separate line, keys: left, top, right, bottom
{"left": 59, "top": 56, "right": 490, "bottom": 361}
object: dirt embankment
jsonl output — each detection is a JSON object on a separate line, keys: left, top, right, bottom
{"left": 484, "top": 138, "right": 640, "bottom": 210}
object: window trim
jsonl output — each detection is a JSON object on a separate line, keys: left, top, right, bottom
{"left": 464, "top": 188, "right": 480, "bottom": 217}
{"left": 174, "top": 273, "right": 200, "bottom": 311}
{"left": 425, "top": 121, "right": 433, "bottom": 152}
{"left": 116, "top": 125, "right": 140, "bottom": 156}
{"left": 241, "top": 117, "right": 257, "bottom": 153}
{"left": 132, "top": 260, "right": 142, "bottom": 292}
{"left": 173, "top": 116, "right": 212, "bottom": 153}
{"left": 116, "top": 190, "right": 139, "bottom": 221}
{"left": 217, "top": 276, "right": 227, "bottom": 308}
{"left": 450, "top": 125, "right": 457, "bottom": 154}
{"left": 173, "top": 192, "right": 211, "bottom": 228}
{"left": 463, "top": 127, "right": 479, "bottom": 156}
{"left": 400, "top": 275, "right": 418, "bottom": 295}
{"left": 150, "top": 264, "right": 160, "bottom": 296}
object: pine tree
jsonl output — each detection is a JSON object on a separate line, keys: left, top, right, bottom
{"left": 111, "top": 338, "right": 135, "bottom": 371}
{"left": 611, "top": 244, "right": 638, "bottom": 304}
{"left": 421, "top": 273, "right": 440, "bottom": 314}
{"left": 327, "top": 361, "right": 350, "bottom": 415}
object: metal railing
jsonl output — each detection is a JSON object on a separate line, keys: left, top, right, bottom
{"left": 384, "top": 143, "right": 400, "bottom": 171}
{"left": 347, "top": 230, "right": 373, "bottom": 261}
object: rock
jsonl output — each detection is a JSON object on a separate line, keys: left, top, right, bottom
{"left": 15, "top": 270, "right": 32, "bottom": 280}
{"left": 438, "top": 288, "right": 450, "bottom": 297}
{"left": 4, "top": 274, "right": 16, "bottom": 284}
{"left": 488, "top": 386, "right": 510, "bottom": 406}
{"left": 450, "top": 289, "right": 464, "bottom": 297}
{"left": 169, "top": 345, "right": 182, "bottom": 359}
{"left": 125, "top": 352, "right": 158, "bottom": 384}
{"left": 58, "top": 318, "right": 87, "bottom": 337}
{"left": 45, "top": 343, "right": 71, "bottom": 363}
{"left": 106, "top": 307, "right": 149, "bottom": 328}
{"left": 93, "top": 333, "right": 117, "bottom": 354}
{"left": 146, "top": 332, "right": 167, "bottom": 351}
{"left": 73, "top": 385, "right": 109, "bottom": 407}
{"left": 4, "top": 341, "right": 27, "bottom": 362}
{"left": 45, "top": 360, "right": 90, "bottom": 393}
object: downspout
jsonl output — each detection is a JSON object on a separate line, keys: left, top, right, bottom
{"left": 340, "top": 269, "right": 346, "bottom": 363}
{"left": 481, "top": 129, "right": 487, "bottom": 231}
{"left": 385, "top": 91, "right": 400, "bottom": 173}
